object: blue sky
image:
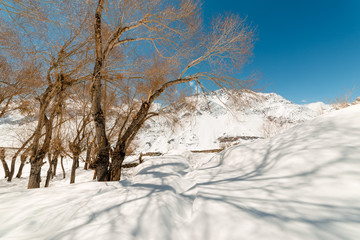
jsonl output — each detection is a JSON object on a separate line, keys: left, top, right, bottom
{"left": 203, "top": 0, "right": 360, "bottom": 104}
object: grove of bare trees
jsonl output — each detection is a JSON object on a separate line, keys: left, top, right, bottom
{"left": 0, "top": 0, "right": 256, "bottom": 188}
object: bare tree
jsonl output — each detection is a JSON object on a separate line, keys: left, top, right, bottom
{"left": 0, "top": 0, "right": 94, "bottom": 188}
{"left": 103, "top": 14, "right": 256, "bottom": 181}
{"left": 90, "top": 0, "right": 201, "bottom": 181}
{"left": 16, "top": 153, "right": 28, "bottom": 178}
{"left": 7, "top": 132, "right": 35, "bottom": 181}
{"left": 68, "top": 109, "right": 92, "bottom": 184}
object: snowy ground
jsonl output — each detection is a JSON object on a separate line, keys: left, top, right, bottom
{"left": 0, "top": 104, "right": 359, "bottom": 239}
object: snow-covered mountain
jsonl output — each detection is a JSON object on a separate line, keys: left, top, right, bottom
{"left": 135, "top": 90, "right": 332, "bottom": 153}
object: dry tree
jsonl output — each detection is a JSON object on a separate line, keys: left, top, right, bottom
{"left": 90, "top": 0, "right": 201, "bottom": 181}
{"left": 66, "top": 85, "right": 93, "bottom": 184}
{"left": 1, "top": 0, "right": 94, "bottom": 188}
{"left": 94, "top": 12, "right": 256, "bottom": 181}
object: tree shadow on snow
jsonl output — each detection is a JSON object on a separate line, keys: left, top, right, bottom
{"left": 50, "top": 118, "right": 360, "bottom": 240}
{"left": 178, "top": 118, "right": 360, "bottom": 239}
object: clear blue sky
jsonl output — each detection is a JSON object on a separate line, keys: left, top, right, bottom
{"left": 203, "top": 0, "right": 360, "bottom": 104}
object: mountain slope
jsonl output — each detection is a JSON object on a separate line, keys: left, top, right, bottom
{"left": 136, "top": 91, "right": 331, "bottom": 153}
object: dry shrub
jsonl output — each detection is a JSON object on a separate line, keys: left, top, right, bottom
{"left": 331, "top": 88, "right": 355, "bottom": 110}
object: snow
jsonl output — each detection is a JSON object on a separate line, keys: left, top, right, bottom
{"left": 305, "top": 101, "right": 331, "bottom": 115}
{"left": 0, "top": 101, "right": 359, "bottom": 239}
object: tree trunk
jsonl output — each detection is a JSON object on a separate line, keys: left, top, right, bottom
{"left": 0, "top": 149, "right": 9, "bottom": 178}
{"left": 75, "top": 157, "right": 79, "bottom": 168}
{"left": 28, "top": 138, "right": 52, "bottom": 189}
{"left": 92, "top": 60, "right": 110, "bottom": 181}
{"left": 139, "top": 153, "right": 143, "bottom": 164}
{"left": 44, "top": 166, "right": 52, "bottom": 187}
{"left": 10, "top": 133, "right": 35, "bottom": 180}
{"left": 60, "top": 156, "right": 65, "bottom": 179}
{"left": 44, "top": 167, "right": 52, "bottom": 187}
{"left": 28, "top": 152, "right": 48, "bottom": 189}
{"left": 84, "top": 144, "right": 92, "bottom": 170}
{"left": 95, "top": 159, "right": 109, "bottom": 181}
{"left": 109, "top": 145, "right": 126, "bottom": 181}
{"left": 16, "top": 154, "right": 27, "bottom": 178}
{"left": 93, "top": 169, "right": 97, "bottom": 180}
{"left": 7, "top": 154, "right": 17, "bottom": 181}
{"left": 92, "top": 0, "right": 110, "bottom": 181}
{"left": 70, "top": 153, "right": 80, "bottom": 184}
{"left": 27, "top": 86, "right": 55, "bottom": 189}
{"left": 109, "top": 101, "right": 151, "bottom": 181}
{"left": 27, "top": 161, "right": 42, "bottom": 189}
{"left": 51, "top": 152, "right": 59, "bottom": 178}
{"left": 44, "top": 155, "right": 52, "bottom": 187}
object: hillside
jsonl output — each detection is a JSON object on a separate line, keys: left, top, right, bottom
{"left": 0, "top": 98, "right": 359, "bottom": 240}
